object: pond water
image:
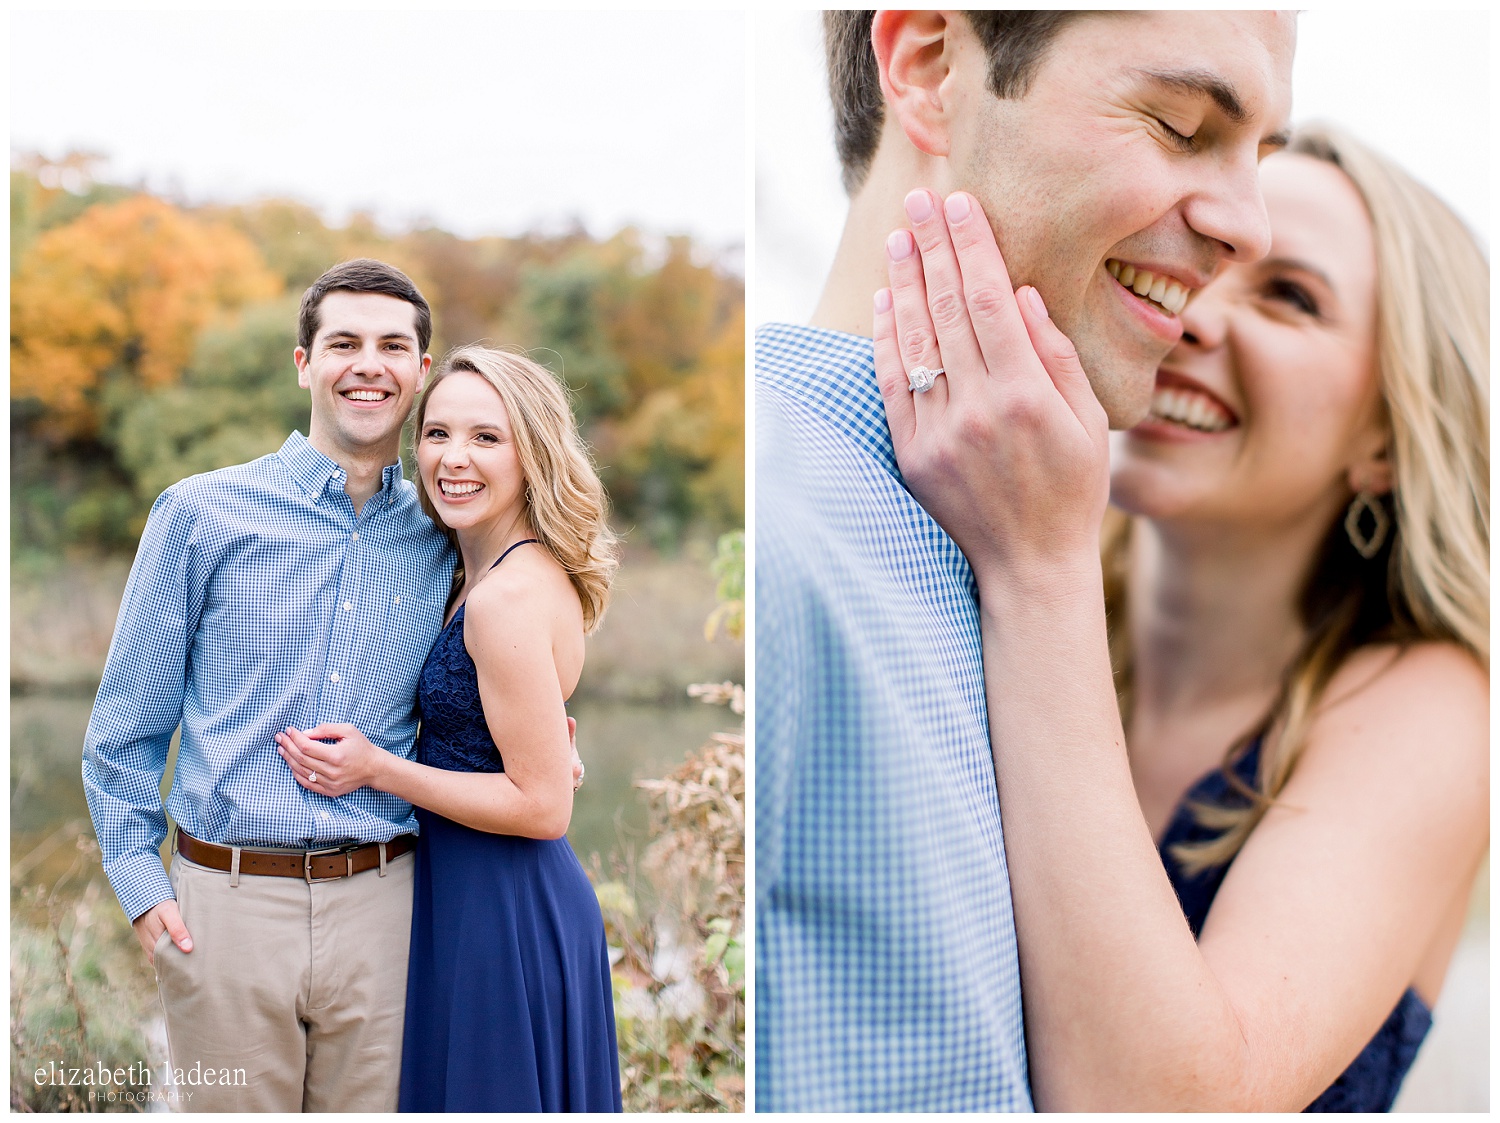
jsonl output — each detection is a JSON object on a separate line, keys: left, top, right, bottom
{"left": 11, "top": 691, "right": 734, "bottom": 898}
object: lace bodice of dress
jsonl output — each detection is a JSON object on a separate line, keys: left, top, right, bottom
{"left": 414, "top": 604, "right": 505, "bottom": 774}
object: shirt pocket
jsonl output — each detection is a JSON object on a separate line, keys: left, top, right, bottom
{"left": 382, "top": 590, "right": 447, "bottom": 698}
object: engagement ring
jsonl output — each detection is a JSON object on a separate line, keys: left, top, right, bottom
{"left": 908, "top": 365, "right": 944, "bottom": 393}
{"left": 308, "top": 771, "right": 317, "bottom": 784}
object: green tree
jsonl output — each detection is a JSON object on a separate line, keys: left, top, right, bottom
{"left": 112, "top": 298, "right": 309, "bottom": 516}
{"left": 508, "top": 248, "right": 630, "bottom": 424}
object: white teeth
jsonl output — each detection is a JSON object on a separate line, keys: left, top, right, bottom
{"left": 440, "top": 481, "right": 483, "bottom": 496}
{"left": 1106, "top": 260, "right": 1191, "bottom": 315}
{"left": 345, "top": 389, "right": 388, "bottom": 401}
{"left": 1148, "top": 387, "right": 1232, "bottom": 433}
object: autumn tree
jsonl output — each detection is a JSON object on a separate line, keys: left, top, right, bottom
{"left": 10, "top": 169, "right": 744, "bottom": 557}
{"left": 11, "top": 194, "right": 280, "bottom": 440}
{"left": 400, "top": 228, "right": 528, "bottom": 353}
{"left": 609, "top": 306, "right": 746, "bottom": 540}
{"left": 612, "top": 235, "right": 732, "bottom": 399}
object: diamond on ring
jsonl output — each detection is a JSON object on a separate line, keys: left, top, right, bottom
{"left": 908, "top": 365, "right": 944, "bottom": 393}
{"left": 308, "top": 771, "right": 317, "bottom": 783}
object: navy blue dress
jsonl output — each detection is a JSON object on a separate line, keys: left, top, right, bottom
{"left": 399, "top": 546, "right": 622, "bottom": 1112}
{"left": 1158, "top": 742, "right": 1431, "bottom": 1112}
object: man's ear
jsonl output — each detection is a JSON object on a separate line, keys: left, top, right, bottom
{"left": 294, "top": 346, "right": 310, "bottom": 390}
{"left": 872, "top": 10, "right": 960, "bottom": 159}
{"left": 418, "top": 353, "right": 432, "bottom": 392}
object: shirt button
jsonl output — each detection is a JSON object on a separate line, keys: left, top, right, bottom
{"left": 319, "top": 811, "right": 331, "bottom": 822}
{"left": 393, "top": 595, "right": 401, "bottom": 605}
{"left": 351, "top": 531, "right": 360, "bottom": 542}
{"left": 329, "top": 671, "right": 341, "bottom": 683}
{"left": 343, "top": 600, "right": 352, "bottom": 611}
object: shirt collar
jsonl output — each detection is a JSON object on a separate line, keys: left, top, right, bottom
{"left": 754, "top": 322, "right": 897, "bottom": 477}
{"left": 278, "top": 431, "right": 406, "bottom": 503}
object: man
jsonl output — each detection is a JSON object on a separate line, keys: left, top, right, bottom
{"left": 84, "top": 260, "right": 452, "bottom": 1111}
{"left": 755, "top": 12, "right": 1295, "bottom": 1111}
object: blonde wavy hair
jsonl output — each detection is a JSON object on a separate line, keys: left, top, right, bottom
{"left": 414, "top": 345, "right": 620, "bottom": 634}
{"left": 1104, "top": 124, "right": 1490, "bottom": 872}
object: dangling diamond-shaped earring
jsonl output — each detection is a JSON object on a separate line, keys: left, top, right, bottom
{"left": 1344, "top": 491, "right": 1390, "bottom": 559}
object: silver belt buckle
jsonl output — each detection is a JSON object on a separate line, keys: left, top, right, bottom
{"left": 303, "top": 843, "right": 356, "bottom": 883}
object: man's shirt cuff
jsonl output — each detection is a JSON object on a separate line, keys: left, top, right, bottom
{"left": 107, "top": 852, "right": 174, "bottom": 923}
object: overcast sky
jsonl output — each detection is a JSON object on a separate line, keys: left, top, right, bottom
{"left": 10, "top": 9, "right": 1489, "bottom": 307}
{"left": 755, "top": 10, "right": 1490, "bottom": 323}
{"left": 12, "top": 10, "right": 746, "bottom": 251}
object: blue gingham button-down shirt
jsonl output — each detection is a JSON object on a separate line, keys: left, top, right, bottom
{"left": 755, "top": 323, "right": 1031, "bottom": 1111}
{"left": 83, "top": 432, "right": 454, "bottom": 922}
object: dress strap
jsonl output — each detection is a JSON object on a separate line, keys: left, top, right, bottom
{"left": 490, "top": 538, "right": 540, "bottom": 570}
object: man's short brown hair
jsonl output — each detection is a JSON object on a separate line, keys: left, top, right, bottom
{"left": 823, "top": 11, "right": 1087, "bottom": 194}
{"left": 297, "top": 258, "right": 433, "bottom": 355}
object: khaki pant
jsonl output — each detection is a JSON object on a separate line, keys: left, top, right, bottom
{"left": 153, "top": 850, "right": 414, "bottom": 1112}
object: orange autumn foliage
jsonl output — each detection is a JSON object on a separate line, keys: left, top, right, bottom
{"left": 11, "top": 195, "right": 280, "bottom": 438}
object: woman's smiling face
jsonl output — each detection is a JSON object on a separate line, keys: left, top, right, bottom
{"left": 1108, "top": 152, "right": 1389, "bottom": 537}
{"left": 417, "top": 369, "right": 527, "bottom": 536}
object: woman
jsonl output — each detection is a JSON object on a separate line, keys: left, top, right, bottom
{"left": 275, "top": 345, "right": 623, "bottom": 1111}
{"left": 873, "top": 127, "right": 1487, "bottom": 1110}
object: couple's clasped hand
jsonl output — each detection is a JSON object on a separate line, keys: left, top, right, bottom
{"left": 276, "top": 724, "right": 391, "bottom": 796}
{"left": 274, "top": 717, "right": 584, "bottom": 798}
{"left": 874, "top": 189, "right": 1111, "bottom": 589}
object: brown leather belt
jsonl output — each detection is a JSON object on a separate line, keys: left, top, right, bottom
{"left": 174, "top": 828, "right": 416, "bottom": 883}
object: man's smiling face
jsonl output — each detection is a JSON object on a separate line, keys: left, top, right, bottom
{"left": 948, "top": 11, "right": 1296, "bottom": 427}
{"left": 296, "top": 290, "right": 431, "bottom": 462}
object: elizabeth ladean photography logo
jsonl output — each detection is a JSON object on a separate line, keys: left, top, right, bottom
{"left": 33, "top": 1058, "right": 247, "bottom": 1104}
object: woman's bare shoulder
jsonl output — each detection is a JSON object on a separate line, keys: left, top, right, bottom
{"left": 1322, "top": 640, "right": 1485, "bottom": 714}
{"left": 1303, "top": 640, "right": 1488, "bottom": 793}
{"left": 465, "top": 544, "right": 583, "bottom": 637}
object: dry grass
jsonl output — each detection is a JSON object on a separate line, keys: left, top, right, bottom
{"left": 11, "top": 837, "right": 160, "bottom": 1113}
{"left": 595, "top": 726, "right": 745, "bottom": 1112}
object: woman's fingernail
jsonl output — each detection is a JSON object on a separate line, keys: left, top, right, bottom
{"left": 887, "top": 229, "right": 914, "bottom": 261}
{"left": 903, "top": 190, "right": 934, "bottom": 223}
{"left": 1025, "top": 286, "right": 1049, "bottom": 319}
{"left": 944, "top": 193, "right": 971, "bottom": 223}
{"left": 874, "top": 288, "right": 893, "bottom": 314}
